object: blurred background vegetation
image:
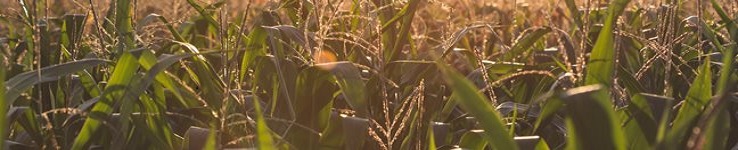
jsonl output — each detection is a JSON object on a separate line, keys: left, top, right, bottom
{"left": 1, "top": 0, "right": 738, "bottom": 149}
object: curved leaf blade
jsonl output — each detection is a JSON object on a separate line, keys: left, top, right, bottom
{"left": 561, "top": 85, "right": 626, "bottom": 150}
{"left": 437, "top": 62, "right": 518, "bottom": 150}
{"left": 5, "top": 59, "right": 108, "bottom": 104}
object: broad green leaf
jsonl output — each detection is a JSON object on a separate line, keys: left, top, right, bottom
{"left": 172, "top": 41, "right": 226, "bottom": 108}
{"left": 5, "top": 59, "right": 108, "bottom": 104}
{"left": 504, "top": 27, "right": 552, "bottom": 60}
{"left": 625, "top": 93, "right": 671, "bottom": 148}
{"left": 76, "top": 70, "right": 101, "bottom": 98}
{"left": 321, "top": 62, "right": 368, "bottom": 116}
{"left": 701, "top": 109, "right": 730, "bottom": 150}
{"left": 254, "top": 93, "right": 276, "bottom": 150}
{"left": 584, "top": 0, "right": 631, "bottom": 86}
{"left": 561, "top": 85, "right": 626, "bottom": 150}
{"left": 116, "top": 53, "right": 198, "bottom": 149}
{"left": 692, "top": 2, "right": 738, "bottom": 149}
{"left": 130, "top": 94, "right": 174, "bottom": 149}
{"left": 240, "top": 27, "right": 268, "bottom": 79}
{"left": 620, "top": 106, "right": 651, "bottom": 149}
{"left": 437, "top": 62, "right": 518, "bottom": 150}
{"left": 666, "top": 57, "right": 711, "bottom": 148}
{"left": 61, "top": 14, "right": 87, "bottom": 51}
{"left": 252, "top": 56, "right": 297, "bottom": 118}
{"left": 373, "top": 0, "right": 398, "bottom": 63}
{"left": 138, "top": 50, "right": 194, "bottom": 108}
{"left": 291, "top": 65, "right": 338, "bottom": 148}
{"left": 458, "top": 130, "right": 487, "bottom": 149}
{"left": 71, "top": 52, "right": 140, "bottom": 150}
{"left": 113, "top": 0, "right": 134, "bottom": 53}
{"left": 532, "top": 98, "right": 563, "bottom": 134}
{"left": 709, "top": 0, "right": 737, "bottom": 101}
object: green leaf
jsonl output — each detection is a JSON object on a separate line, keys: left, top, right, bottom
{"left": 427, "top": 123, "right": 437, "bottom": 149}
{"left": 5, "top": 59, "right": 108, "bottom": 104}
{"left": 121, "top": 52, "right": 198, "bottom": 149}
{"left": 184, "top": 0, "right": 221, "bottom": 30}
{"left": 561, "top": 85, "right": 626, "bottom": 150}
{"left": 701, "top": 109, "right": 730, "bottom": 150}
{"left": 620, "top": 106, "right": 651, "bottom": 149}
{"left": 437, "top": 62, "right": 518, "bottom": 150}
{"left": 253, "top": 93, "right": 276, "bottom": 150}
{"left": 532, "top": 97, "right": 563, "bottom": 134}
{"left": 504, "top": 27, "right": 552, "bottom": 60}
{"left": 458, "top": 130, "right": 487, "bottom": 149}
{"left": 240, "top": 27, "right": 268, "bottom": 79}
{"left": 204, "top": 127, "right": 218, "bottom": 150}
{"left": 584, "top": 0, "right": 631, "bottom": 86}
{"left": 71, "top": 52, "right": 141, "bottom": 150}
{"left": 536, "top": 138, "right": 551, "bottom": 150}
{"left": 388, "top": 0, "right": 421, "bottom": 61}
{"left": 665, "top": 57, "right": 711, "bottom": 148}
{"left": 709, "top": 0, "right": 737, "bottom": 102}
{"left": 138, "top": 50, "right": 195, "bottom": 108}
{"left": 320, "top": 62, "right": 368, "bottom": 116}
{"left": 290, "top": 65, "right": 338, "bottom": 148}
{"left": 252, "top": 56, "right": 297, "bottom": 118}
{"left": 76, "top": 70, "right": 101, "bottom": 99}
{"left": 625, "top": 93, "right": 671, "bottom": 148}
{"left": 171, "top": 41, "right": 226, "bottom": 108}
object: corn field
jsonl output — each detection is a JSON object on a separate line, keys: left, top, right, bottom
{"left": 1, "top": 0, "right": 738, "bottom": 149}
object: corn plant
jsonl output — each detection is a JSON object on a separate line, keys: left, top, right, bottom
{"left": 1, "top": 0, "right": 738, "bottom": 149}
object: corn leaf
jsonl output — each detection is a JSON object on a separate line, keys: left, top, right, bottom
{"left": 71, "top": 52, "right": 140, "bottom": 150}
{"left": 254, "top": 93, "right": 276, "bottom": 149}
{"left": 584, "top": 0, "right": 631, "bottom": 86}
{"left": 437, "top": 62, "right": 518, "bottom": 150}
{"left": 5, "top": 59, "right": 108, "bottom": 104}
{"left": 458, "top": 130, "right": 487, "bottom": 149}
{"left": 561, "top": 85, "right": 626, "bottom": 150}
{"left": 665, "top": 57, "right": 711, "bottom": 148}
